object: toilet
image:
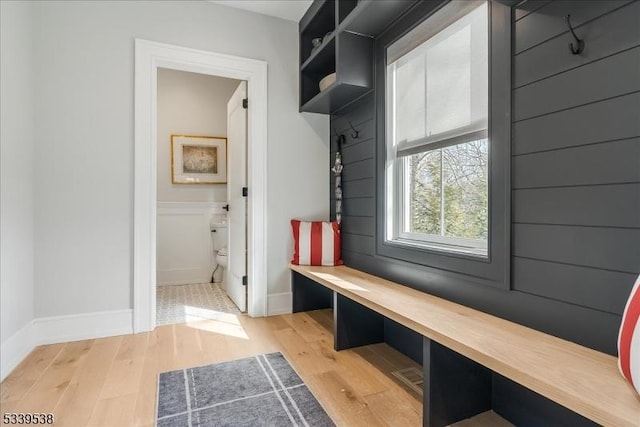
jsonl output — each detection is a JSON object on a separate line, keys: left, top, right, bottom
{"left": 216, "top": 247, "right": 228, "bottom": 275}
{"left": 210, "top": 214, "right": 228, "bottom": 285}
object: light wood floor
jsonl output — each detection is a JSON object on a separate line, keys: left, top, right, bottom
{"left": 1, "top": 310, "right": 424, "bottom": 426}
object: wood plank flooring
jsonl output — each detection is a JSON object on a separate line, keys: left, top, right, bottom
{"left": 0, "top": 310, "right": 423, "bottom": 426}
{"left": 0, "top": 310, "right": 509, "bottom": 426}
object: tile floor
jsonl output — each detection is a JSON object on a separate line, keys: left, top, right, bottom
{"left": 156, "top": 282, "right": 241, "bottom": 326}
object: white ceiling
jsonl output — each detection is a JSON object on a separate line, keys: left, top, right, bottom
{"left": 208, "top": 1, "right": 313, "bottom": 22}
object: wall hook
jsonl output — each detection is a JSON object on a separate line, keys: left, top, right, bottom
{"left": 565, "top": 14, "right": 584, "bottom": 55}
{"left": 348, "top": 121, "right": 359, "bottom": 139}
{"left": 336, "top": 134, "right": 345, "bottom": 151}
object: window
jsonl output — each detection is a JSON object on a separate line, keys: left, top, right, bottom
{"left": 385, "top": 1, "right": 489, "bottom": 257}
{"left": 376, "top": 0, "right": 510, "bottom": 289}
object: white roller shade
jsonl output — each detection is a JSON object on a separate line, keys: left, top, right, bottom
{"left": 388, "top": 1, "right": 488, "bottom": 157}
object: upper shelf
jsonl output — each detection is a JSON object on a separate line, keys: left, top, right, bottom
{"left": 300, "top": 0, "right": 336, "bottom": 65}
{"left": 340, "top": 0, "right": 417, "bottom": 37}
{"left": 299, "top": 0, "right": 417, "bottom": 114}
{"left": 301, "top": 32, "right": 336, "bottom": 72}
{"left": 300, "top": 81, "right": 370, "bottom": 114}
{"left": 300, "top": 0, "right": 333, "bottom": 34}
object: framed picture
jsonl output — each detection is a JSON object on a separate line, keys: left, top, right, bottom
{"left": 171, "top": 135, "right": 227, "bottom": 184}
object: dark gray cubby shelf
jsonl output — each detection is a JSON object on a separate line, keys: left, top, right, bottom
{"left": 299, "top": 0, "right": 416, "bottom": 114}
{"left": 341, "top": 0, "right": 418, "bottom": 37}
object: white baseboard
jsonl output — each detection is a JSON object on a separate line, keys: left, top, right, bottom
{"left": 0, "top": 309, "right": 133, "bottom": 381}
{"left": 1, "top": 320, "right": 36, "bottom": 382}
{"left": 34, "top": 309, "right": 133, "bottom": 345}
{"left": 157, "top": 268, "right": 213, "bottom": 286}
{"left": 267, "top": 292, "right": 292, "bottom": 316}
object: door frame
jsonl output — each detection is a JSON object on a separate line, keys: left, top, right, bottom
{"left": 133, "top": 39, "right": 268, "bottom": 332}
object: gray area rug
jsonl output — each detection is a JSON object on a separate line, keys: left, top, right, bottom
{"left": 156, "top": 352, "right": 335, "bottom": 426}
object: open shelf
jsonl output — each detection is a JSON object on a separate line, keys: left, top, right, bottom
{"left": 300, "top": 0, "right": 336, "bottom": 65}
{"left": 338, "top": 0, "right": 359, "bottom": 24}
{"left": 300, "top": 31, "right": 372, "bottom": 113}
{"left": 340, "top": 0, "right": 417, "bottom": 37}
{"left": 299, "top": 0, "right": 416, "bottom": 114}
{"left": 300, "top": 81, "right": 370, "bottom": 114}
{"left": 300, "top": 37, "right": 337, "bottom": 108}
{"left": 301, "top": 32, "right": 336, "bottom": 72}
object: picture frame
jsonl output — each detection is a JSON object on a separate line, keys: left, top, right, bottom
{"left": 171, "top": 135, "right": 227, "bottom": 184}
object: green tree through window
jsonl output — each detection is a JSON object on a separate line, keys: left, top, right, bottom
{"left": 407, "top": 139, "right": 488, "bottom": 242}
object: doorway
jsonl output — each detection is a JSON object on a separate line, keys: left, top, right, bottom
{"left": 154, "top": 69, "right": 246, "bottom": 325}
{"left": 134, "top": 39, "right": 268, "bottom": 333}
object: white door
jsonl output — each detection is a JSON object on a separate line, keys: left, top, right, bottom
{"left": 226, "top": 81, "right": 248, "bottom": 312}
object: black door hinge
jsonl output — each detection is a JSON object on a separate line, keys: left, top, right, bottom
{"left": 242, "top": 187, "right": 248, "bottom": 197}
{"left": 242, "top": 275, "right": 247, "bottom": 286}
{"left": 242, "top": 98, "right": 248, "bottom": 109}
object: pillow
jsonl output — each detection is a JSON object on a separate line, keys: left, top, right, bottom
{"left": 618, "top": 274, "right": 640, "bottom": 395}
{"left": 291, "top": 220, "right": 343, "bottom": 266}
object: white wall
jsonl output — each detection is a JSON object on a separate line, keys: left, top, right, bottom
{"left": 32, "top": 1, "right": 328, "bottom": 318}
{"left": 157, "top": 69, "right": 239, "bottom": 203}
{"left": 1, "top": 1, "right": 36, "bottom": 355}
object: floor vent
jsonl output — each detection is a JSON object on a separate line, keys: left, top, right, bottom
{"left": 391, "top": 367, "right": 423, "bottom": 396}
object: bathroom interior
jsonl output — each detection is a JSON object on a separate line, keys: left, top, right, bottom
{"left": 155, "top": 68, "right": 245, "bottom": 326}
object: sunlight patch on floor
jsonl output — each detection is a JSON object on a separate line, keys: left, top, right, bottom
{"left": 156, "top": 282, "right": 240, "bottom": 326}
{"left": 185, "top": 307, "right": 249, "bottom": 339}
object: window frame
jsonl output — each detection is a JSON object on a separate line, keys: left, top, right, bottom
{"left": 393, "top": 141, "right": 490, "bottom": 257}
{"left": 375, "top": 0, "right": 512, "bottom": 289}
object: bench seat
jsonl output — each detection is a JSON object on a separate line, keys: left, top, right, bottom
{"left": 291, "top": 264, "right": 640, "bottom": 427}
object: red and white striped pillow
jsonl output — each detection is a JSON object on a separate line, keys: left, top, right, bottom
{"left": 618, "top": 274, "right": 640, "bottom": 395}
{"left": 291, "top": 220, "right": 343, "bottom": 266}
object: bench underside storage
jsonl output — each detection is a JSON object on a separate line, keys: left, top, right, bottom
{"left": 291, "top": 265, "right": 639, "bottom": 427}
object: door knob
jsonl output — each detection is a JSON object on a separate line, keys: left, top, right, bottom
{"left": 222, "top": 204, "right": 229, "bottom": 211}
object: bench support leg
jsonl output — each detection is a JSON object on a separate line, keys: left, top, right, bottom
{"left": 423, "top": 338, "right": 492, "bottom": 427}
{"left": 291, "top": 271, "right": 333, "bottom": 313}
{"left": 334, "top": 294, "right": 384, "bottom": 351}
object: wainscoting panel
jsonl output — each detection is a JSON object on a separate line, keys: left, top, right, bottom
{"left": 157, "top": 202, "right": 226, "bottom": 286}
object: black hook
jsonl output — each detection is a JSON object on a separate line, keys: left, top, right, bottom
{"left": 348, "top": 121, "right": 359, "bottom": 139}
{"left": 336, "top": 134, "right": 345, "bottom": 151}
{"left": 565, "top": 14, "right": 584, "bottom": 55}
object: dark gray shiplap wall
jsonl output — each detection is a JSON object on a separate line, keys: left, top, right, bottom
{"left": 330, "top": 0, "right": 640, "bottom": 355}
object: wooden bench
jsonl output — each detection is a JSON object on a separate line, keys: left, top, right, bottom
{"left": 290, "top": 264, "right": 640, "bottom": 427}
